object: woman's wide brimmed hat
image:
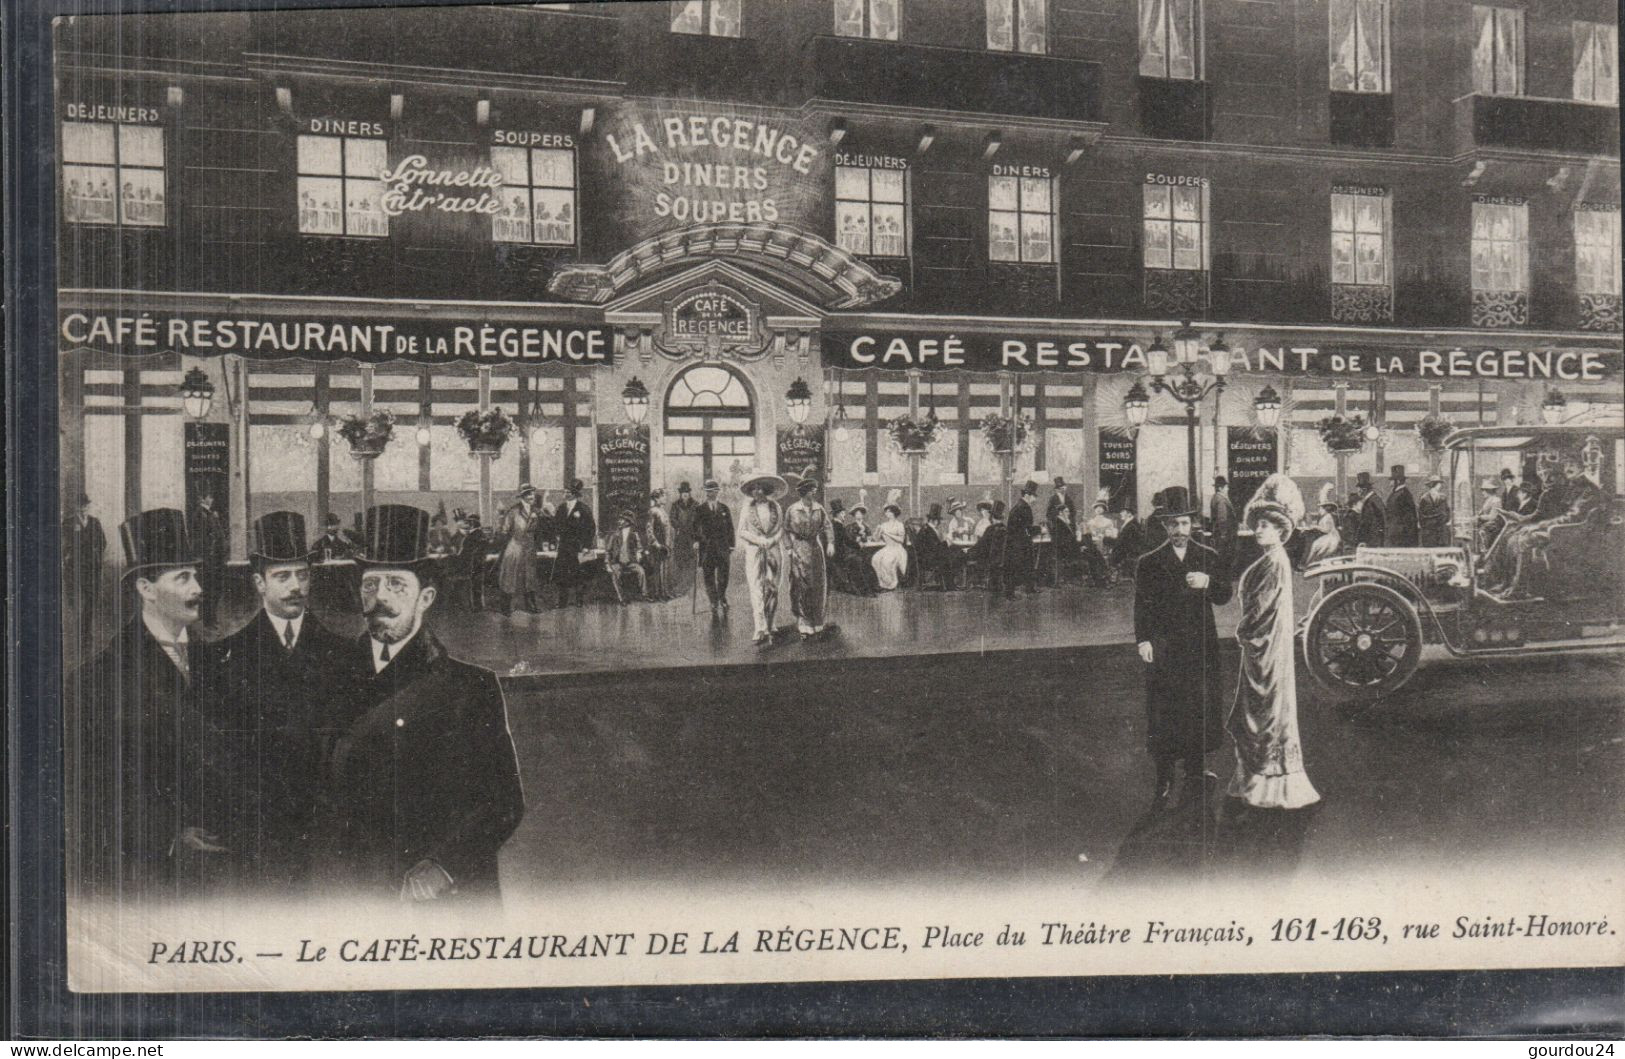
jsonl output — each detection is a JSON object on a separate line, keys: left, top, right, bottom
{"left": 1243, "top": 474, "right": 1305, "bottom": 543}
{"left": 1246, "top": 501, "right": 1296, "bottom": 542}
{"left": 741, "top": 473, "right": 788, "bottom": 498}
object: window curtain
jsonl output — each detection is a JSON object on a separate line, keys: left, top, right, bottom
{"left": 1574, "top": 22, "right": 1618, "bottom": 104}
{"left": 1140, "top": 0, "right": 1196, "bottom": 79}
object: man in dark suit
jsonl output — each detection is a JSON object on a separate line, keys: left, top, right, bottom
{"left": 319, "top": 505, "right": 525, "bottom": 904}
{"left": 310, "top": 512, "right": 353, "bottom": 563}
{"left": 1132, "top": 487, "right": 1235, "bottom": 812}
{"left": 693, "top": 478, "right": 736, "bottom": 616}
{"left": 1418, "top": 475, "right": 1453, "bottom": 547}
{"left": 976, "top": 500, "right": 1010, "bottom": 599}
{"left": 1045, "top": 476, "right": 1080, "bottom": 584}
{"left": 1003, "top": 480, "right": 1040, "bottom": 599}
{"left": 63, "top": 491, "right": 107, "bottom": 651}
{"left": 189, "top": 490, "right": 228, "bottom": 627}
{"left": 213, "top": 511, "right": 350, "bottom": 887}
{"left": 68, "top": 508, "right": 230, "bottom": 898}
{"left": 1208, "top": 476, "right": 1236, "bottom": 560}
{"left": 552, "top": 478, "right": 597, "bottom": 607}
{"left": 1351, "top": 471, "right": 1386, "bottom": 549}
{"left": 1383, "top": 464, "right": 1420, "bottom": 547}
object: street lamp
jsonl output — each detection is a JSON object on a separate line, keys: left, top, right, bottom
{"left": 1541, "top": 388, "right": 1567, "bottom": 424}
{"left": 1123, "top": 380, "right": 1150, "bottom": 428}
{"left": 179, "top": 367, "right": 215, "bottom": 419}
{"left": 785, "top": 377, "right": 813, "bottom": 427}
{"left": 1146, "top": 333, "right": 1170, "bottom": 378}
{"left": 415, "top": 420, "right": 432, "bottom": 447}
{"left": 1143, "top": 320, "right": 1227, "bottom": 504}
{"left": 621, "top": 376, "right": 650, "bottom": 425}
{"left": 1253, "top": 384, "right": 1282, "bottom": 430}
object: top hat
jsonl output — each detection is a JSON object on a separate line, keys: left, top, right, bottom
{"left": 1214, "top": 475, "right": 1228, "bottom": 487}
{"left": 927, "top": 502, "right": 943, "bottom": 519}
{"left": 356, "top": 504, "right": 435, "bottom": 569}
{"left": 1499, "top": 469, "right": 1515, "bottom": 479}
{"left": 1157, "top": 486, "right": 1199, "bottom": 518}
{"left": 742, "top": 473, "right": 788, "bottom": 499}
{"left": 323, "top": 512, "right": 342, "bottom": 528}
{"left": 1390, "top": 464, "right": 1408, "bottom": 481}
{"left": 829, "top": 498, "right": 846, "bottom": 515}
{"left": 251, "top": 511, "right": 309, "bottom": 564}
{"left": 1020, "top": 480, "right": 1039, "bottom": 496}
{"left": 119, "top": 508, "right": 197, "bottom": 576}
{"left": 1355, "top": 471, "right": 1375, "bottom": 489}
{"left": 991, "top": 500, "right": 1007, "bottom": 519}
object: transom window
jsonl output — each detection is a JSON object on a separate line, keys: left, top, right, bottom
{"left": 988, "top": 173, "right": 1054, "bottom": 264}
{"left": 1331, "top": 190, "right": 1390, "bottom": 286}
{"left": 1471, "top": 6, "right": 1523, "bottom": 97}
{"left": 835, "top": 165, "right": 908, "bottom": 257}
{"left": 1329, "top": 0, "right": 1390, "bottom": 93}
{"left": 297, "top": 135, "right": 388, "bottom": 237}
{"left": 1471, "top": 199, "right": 1528, "bottom": 293}
{"left": 491, "top": 147, "right": 576, "bottom": 245}
{"left": 1575, "top": 207, "right": 1622, "bottom": 297}
{"left": 1143, "top": 181, "right": 1208, "bottom": 271}
{"left": 834, "top": 0, "right": 898, "bottom": 40}
{"left": 1139, "top": 0, "right": 1200, "bottom": 80}
{"left": 663, "top": 365, "right": 756, "bottom": 459}
{"left": 62, "top": 121, "right": 166, "bottom": 227}
{"left": 1572, "top": 22, "right": 1618, "bottom": 104}
{"left": 671, "top": 0, "right": 741, "bottom": 37}
{"left": 986, "top": 0, "right": 1046, "bottom": 54}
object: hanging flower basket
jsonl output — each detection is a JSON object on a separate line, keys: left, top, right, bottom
{"left": 457, "top": 408, "right": 515, "bottom": 456}
{"left": 1316, "top": 413, "right": 1369, "bottom": 454}
{"left": 885, "top": 413, "right": 942, "bottom": 454}
{"left": 1415, "top": 412, "right": 1454, "bottom": 452}
{"left": 336, "top": 409, "right": 396, "bottom": 459}
{"left": 979, "top": 413, "right": 1034, "bottom": 455}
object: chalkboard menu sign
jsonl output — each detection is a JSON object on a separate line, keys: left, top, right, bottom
{"left": 1227, "top": 427, "right": 1279, "bottom": 511}
{"left": 776, "top": 426, "right": 826, "bottom": 479}
{"left": 184, "top": 421, "right": 230, "bottom": 515}
{"left": 596, "top": 424, "right": 651, "bottom": 527}
{"left": 1098, "top": 430, "right": 1137, "bottom": 514}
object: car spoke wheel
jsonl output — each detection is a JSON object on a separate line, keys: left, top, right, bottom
{"left": 1304, "top": 582, "right": 1424, "bottom": 701}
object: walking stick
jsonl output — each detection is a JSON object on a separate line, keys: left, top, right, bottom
{"left": 691, "top": 548, "right": 700, "bottom": 615}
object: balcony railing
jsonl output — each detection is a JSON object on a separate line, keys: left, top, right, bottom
{"left": 1455, "top": 93, "right": 1619, "bottom": 157}
{"left": 808, "top": 35, "right": 1101, "bottom": 125}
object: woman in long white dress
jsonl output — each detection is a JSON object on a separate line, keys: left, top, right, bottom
{"left": 870, "top": 504, "right": 910, "bottom": 590}
{"left": 1227, "top": 475, "right": 1321, "bottom": 811}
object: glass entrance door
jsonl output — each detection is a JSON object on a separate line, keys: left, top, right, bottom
{"left": 662, "top": 364, "right": 756, "bottom": 492}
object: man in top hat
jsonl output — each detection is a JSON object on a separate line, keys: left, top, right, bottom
{"left": 976, "top": 499, "right": 1011, "bottom": 598}
{"left": 69, "top": 508, "right": 229, "bottom": 897}
{"left": 63, "top": 491, "right": 107, "bottom": 650}
{"left": 605, "top": 510, "right": 650, "bottom": 604}
{"left": 189, "top": 490, "right": 229, "bottom": 627}
{"left": 1045, "top": 476, "right": 1080, "bottom": 584}
{"left": 1002, "top": 480, "right": 1040, "bottom": 599}
{"left": 1351, "top": 471, "right": 1386, "bottom": 549}
{"left": 1383, "top": 465, "right": 1420, "bottom": 548}
{"left": 1418, "top": 474, "right": 1452, "bottom": 547}
{"left": 311, "top": 512, "right": 353, "bottom": 563}
{"left": 212, "top": 511, "right": 351, "bottom": 886}
{"left": 1208, "top": 475, "right": 1236, "bottom": 560}
{"left": 319, "top": 505, "right": 524, "bottom": 903}
{"left": 552, "top": 479, "right": 597, "bottom": 608}
{"left": 692, "top": 479, "right": 736, "bottom": 616}
{"left": 1132, "top": 486, "right": 1235, "bottom": 811}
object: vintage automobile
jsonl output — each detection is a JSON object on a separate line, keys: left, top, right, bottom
{"left": 1300, "top": 424, "right": 1625, "bottom": 700}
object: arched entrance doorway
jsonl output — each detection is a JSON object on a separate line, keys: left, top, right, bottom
{"left": 663, "top": 363, "right": 756, "bottom": 489}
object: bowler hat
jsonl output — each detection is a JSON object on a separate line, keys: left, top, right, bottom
{"left": 678, "top": 481, "right": 692, "bottom": 493}
{"left": 356, "top": 504, "right": 435, "bottom": 569}
{"left": 251, "top": 510, "right": 309, "bottom": 564}
{"left": 1157, "top": 486, "right": 1199, "bottom": 518}
{"left": 1355, "top": 471, "right": 1375, "bottom": 489}
{"left": 78, "top": 492, "right": 92, "bottom": 506}
{"left": 567, "top": 478, "right": 584, "bottom": 496}
{"left": 1390, "top": 464, "right": 1407, "bottom": 481}
{"left": 119, "top": 508, "right": 197, "bottom": 576}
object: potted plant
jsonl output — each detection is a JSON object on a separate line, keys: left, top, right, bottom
{"left": 336, "top": 409, "right": 396, "bottom": 459}
{"left": 1316, "top": 413, "right": 1370, "bottom": 454}
{"left": 457, "top": 408, "right": 516, "bottom": 456}
{"left": 979, "top": 413, "right": 1033, "bottom": 455}
{"left": 1415, "top": 412, "right": 1453, "bottom": 452}
{"left": 886, "top": 412, "right": 941, "bottom": 454}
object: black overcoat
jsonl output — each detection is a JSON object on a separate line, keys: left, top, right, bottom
{"left": 1418, "top": 494, "right": 1452, "bottom": 547}
{"left": 1384, "top": 483, "right": 1420, "bottom": 547}
{"left": 1355, "top": 493, "right": 1387, "bottom": 548}
{"left": 1004, "top": 497, "right": 1037, "bottom": 572}
{"left": 1132, "top": 540, "right": 1234, "bottom": 762}
{"left": 693, "top": 500, "right": 736, "bottom": 565}
{"left": 552, "top": 498, "right": 597, "bottom": 587}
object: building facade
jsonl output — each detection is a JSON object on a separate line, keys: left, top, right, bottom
{"left": 56, "top": 0, "right": 1621, "bottom": 562}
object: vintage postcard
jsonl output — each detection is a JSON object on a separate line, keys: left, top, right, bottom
{"left": 52, "top": 0, "right": 1622, "bottom": 995}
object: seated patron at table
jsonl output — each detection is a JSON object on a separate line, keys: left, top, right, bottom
{"left": 946, "top": 498, "right": 977, "bottom": 546}
{"left": 1082, "top": 502, "right": 1117, "bottom": 586}
{"left": 972, "top": 500, "right": 994, "bottom": 541}
{"left": 831, "top": 501, "right": 878, "bottom": 596}
{"left": 871, "top": 505, "right": 910, "bottom": 592}
{"left": 915, "top": 504, "right": 963, "bottom": 590}
{"left": 605, "top": 511, "right": 651, "bottom": 605}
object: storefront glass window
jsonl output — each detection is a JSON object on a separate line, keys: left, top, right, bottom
{"left": 1471, "top": 5, "right": 1523, "bottom": 96}
{"left": 1331, "top": 190, "right": 1389, "bottom": 286}
{"left": 989, "top": 174, "right": 1054, "bottom": 263}
{"left": 1470, "top": 200, "right": 1528, "bottom": 293}
{"left": 297, "top": 134, "right": 387, "bottom": 237}
{"left": 62, "top": 121, "right": 166, "bottom": 227}
{"left": 986, "top": 0, "right": 1046, "bottom": 54}
{"left": 834, "top": 0, "right": 899, "bottom": 40}
{"left": 1572, "top": 22, "right": 1618, "bottom": 104}
{"left": 671, "top": 0, "right": 742, "bottom": 37}
{"left": 491, "top": 146, "right": 577, "bottom": 245}
{"left": 1143, "top": 182, "right": 1206, "bottom": 271}
{"left": 1329, "top": 0, "right": 1389, "bottom": 93}
{"left": 835, "top": 165, "right": 907, "bottom": 257}
{"left": 1575, "top": 208, "right": 1622, "bottom": 296}
{"left": 1138, "top": 0, "right": 1199, "bottom": 80}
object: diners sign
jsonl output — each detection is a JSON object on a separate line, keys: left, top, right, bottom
{"left": 597, "top": 425, "right": 652, "bottom": 527}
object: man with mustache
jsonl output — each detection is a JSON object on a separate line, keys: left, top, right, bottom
{"left": 318, "top": 505, "right": 525, "bottom": 904}
{"left": 68, "top": 508, "right": 229, "bottom": 897}
{"left": 213, "top": 511, "right": 349, "bottom": 887}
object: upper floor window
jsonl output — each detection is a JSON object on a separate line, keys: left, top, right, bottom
{"left": 1471, "top": 6, "right": 1523, "bottom": 97}
{"left": 835, "top": 0, "right": 898, "bottom": 40}
{"left": 1139, "top": 0, "right": 1200, "bottom": 80}
{"left": 989, "top": 171, "right": 1055, "bottom": 263}
{"left": 1471, "top": 198, "right": 1528, "bottom": 293}
{"left": 987, "top": 0, "right": 1046, "bottom": 54}
{"left": 62, "top": 121, "right": 166, "bottom": 227}
{"left": 297, "top": 134, "right": 388, "bottom": 237}
{"left": 1575, "top": 207, "right": 1621, "bottom": 297}
{"left": 672, "top": 0, "right": 741, "bottom": 36}
{"left": 491, "top": 146, "right": 576, "bottom": 246}
{"left": 1572, "top": 22, "right": 1618, "bottom": 104}
{"left": 1143, "top": 180, "right": 1207, "bottom": 271}
{"left": 836, "top": 164, "right": 908, "bottom": 257}
{"left": 1329, "top": 0, "right": 1390, "bottom": 93}
{"left": 1331, "top": 188, "right": 1390, "bottom": 286}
